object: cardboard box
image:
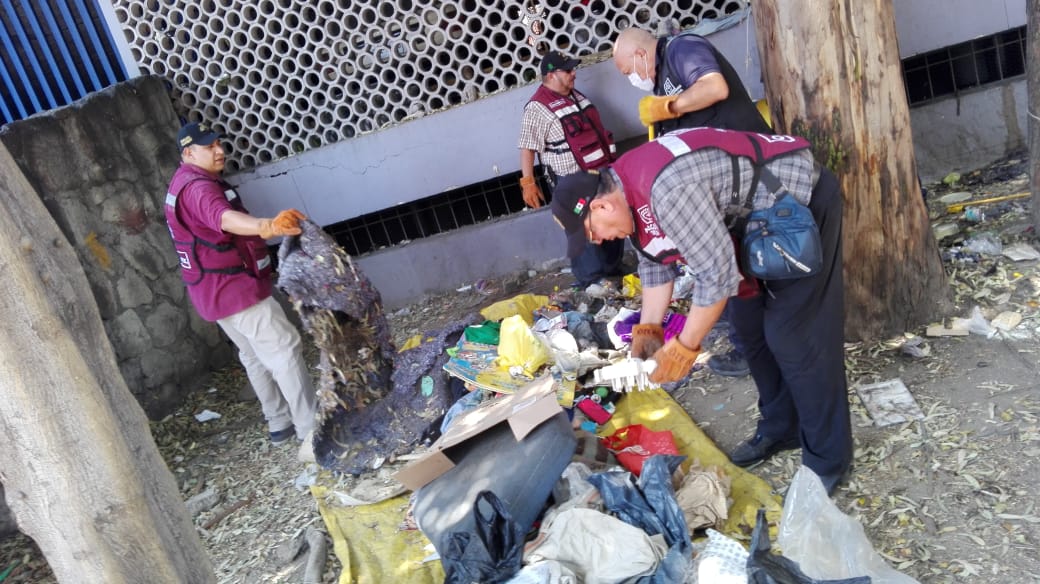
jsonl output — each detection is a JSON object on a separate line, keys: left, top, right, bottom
{"left": 394, "top": 375, "right": 562, "bottom": 490}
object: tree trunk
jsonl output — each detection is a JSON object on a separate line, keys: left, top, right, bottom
{"left": 1029, "top": 0, "right": 1040, "bottom": 230}
{"left": 752, "top": 0, "right": 947, "bottom": 340}
{"left": 0, "top": 143, "right": 215, "bottom": 583}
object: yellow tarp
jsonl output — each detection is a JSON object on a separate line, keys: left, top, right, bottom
{"left": 313, "top": 488, "right": 444, "bottom": 584}
{"left": 315, "top": 388, "right": 781, "bottom": 583}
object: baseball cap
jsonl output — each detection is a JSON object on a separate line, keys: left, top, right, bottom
{"left": 177, "top": 122, "right": 220, "bottom": 149}
{"left": 539, "top": 51, "right": 580, "bottom": 76}
{"left": 550, "top": 171, "right": 600, "bottom": 258}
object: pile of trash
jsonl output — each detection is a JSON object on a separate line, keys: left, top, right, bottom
{"left": 925, "top": 158, "right": 1040, "bottom": 344}
{"left": 277, "top": 221, "right": 921, "bottom": 583}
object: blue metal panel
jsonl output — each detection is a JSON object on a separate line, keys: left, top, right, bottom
{"left": 0, "top": 14, "right": 42, "bottom": 113}
{"left": 0, "top": 60, "right": 19, "bottom": 122}
{"left": 36, "top": 0, "right": 88, "bottom": 98}
{"left": 1, "top": 0, "right": 58, "bottom": 108}
{"left": 71, "top": 0, "right": 116, "bottom": 86}
{"left": 18, "top": 0, "right": 72, "bottom": 102}
{"left": 51, "top": 0, "right": 102, "bottom": 92}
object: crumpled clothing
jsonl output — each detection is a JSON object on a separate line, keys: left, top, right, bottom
{"left": 524, "top": 507, "right": 666, "bottom": 584}
{"left": 675, "top": 462, "right": 731, "bottom": 531}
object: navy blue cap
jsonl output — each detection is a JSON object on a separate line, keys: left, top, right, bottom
{"left": 177, "top": 122, "right": 220, "bottom": 149}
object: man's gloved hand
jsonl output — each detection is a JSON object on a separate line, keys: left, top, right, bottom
{"left": 638, "top": 95, "right": 680, "bottom": 126}
{"left": 258, "top": 209, "right": 306, "bottom": 239}
{"left": 649, "top": 337, "right": 700, "bottom": 384}
{"left": 519, "top": 175, "right": 545, "bottom": 208}
{"left": 630, "top": 323, "right": 664, "bottom": 359}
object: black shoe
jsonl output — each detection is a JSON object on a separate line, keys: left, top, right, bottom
{"left": 708, "top": 350, "right": 750, "bottom": 377}
{"left": 269, "top": 426, "right": 295, "bottom": 444}
{"left": 729, "top": 433, "right": 800, "bottom": 467}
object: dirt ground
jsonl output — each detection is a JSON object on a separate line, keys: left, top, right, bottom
{"left": 3, "top": 155, "right": 1040, "bottom": 582}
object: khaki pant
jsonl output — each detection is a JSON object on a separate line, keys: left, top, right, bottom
{"left": 218, "top": 296, "right": 316, "bottom": 439}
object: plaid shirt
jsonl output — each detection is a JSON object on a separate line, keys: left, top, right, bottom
{"left": 517, "top": 92, "right": 583, "bottom": 177}
{"left": 637, "top": 147, "right": 816, "bottom": 306}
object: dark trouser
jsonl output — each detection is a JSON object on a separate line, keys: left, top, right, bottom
{"left": 729, "top": 169, "right": 852, "bottom": 478}
{"left": 571, "top": 238, "right": 625, "bottom": 287}
{"left": 720, "top": 300, "right": 748, "bottom": 355}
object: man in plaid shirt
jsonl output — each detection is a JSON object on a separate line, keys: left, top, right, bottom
{"left": 518, "top": 51, "right": 625, "bottom": 289}
{"left": 550, "top": 127, "right": 853, "bottom": 495}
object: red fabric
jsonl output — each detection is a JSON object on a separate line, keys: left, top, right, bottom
{"left": 602, "top": 424, "right": 679, "bottom": 476}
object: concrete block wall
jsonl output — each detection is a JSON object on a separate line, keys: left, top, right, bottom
{"left": 0, "top": 75, "right": 233, "bottom": 418}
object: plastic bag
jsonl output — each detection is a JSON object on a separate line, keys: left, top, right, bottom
{"left": 495, "top": 314, "right": 551, "bottom": 375}
{"left": 777, "top": 466, "right": 921, "bottom": 584}
{"left": 748, "top": 508, "right": 869, "bottom": 584}
{"left": 480, "top": 293, "right": 549, "bottom": 326}
{"left": 961, "top": 232, "right": 1003, "bottom": 256}
{"left": 602, "top": 424, "right": 680, "bottom": 476}
{"left": 949, "top": 306, "right": 996, "bottom": 338}
{"left": 588, "top": 454, "right": 691, "bottom": 583}
{"left": 442, "top": 490, "right": 524, "bottom": 584}
{"left": 690, "top": 529, "right": 748, "bottom": 584}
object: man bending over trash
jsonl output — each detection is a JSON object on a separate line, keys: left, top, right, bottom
{"left": 550, "top": 127, "right": 852, "bottom": 495}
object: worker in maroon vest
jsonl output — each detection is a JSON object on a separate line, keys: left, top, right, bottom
{"left": 518, "top": 51, "right": 625, "bottom": 290}
{"left": 550, "top": 127, "right": 852, "bottom": 495}
{"left": 165, "top": 122, "right": 317, "bottom": 445}
{"left": 614, "top": 26, "right": 774, "bottom": 378}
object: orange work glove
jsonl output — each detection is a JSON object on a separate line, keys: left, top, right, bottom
{"left": 258, "top": 209, "right": 306, "bottom": 239}
{"left": 630, "top": 324, "right": 664, "bottom": 359}
{"left": 638, "top": 95, "right": 680, "bottom": 127}
{"left": 519, "top": 175, "right": 545, "bottom": 208}
{"left": 649, "top": 337, "right": 700, "bottom": 384}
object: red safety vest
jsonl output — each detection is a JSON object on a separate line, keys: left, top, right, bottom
{"left": 614, "top": 127, "right": 810, "bottom": 265}
{"left": 164, "top": 165, "right": 273, "bottom": 286}
{"left": 528, "top": 85, "right": 616, "bottom": 171}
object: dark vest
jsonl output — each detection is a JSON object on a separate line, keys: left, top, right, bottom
{"left": 614, "top": 127, "right": 810, "bottom": 264}
{"left": 529, "top": 85, "right": 616, "bottom": 173}
{"left": 654, "top": 33, "right": 772, "bottom": 135}
{"left": 165, "top": 166, "right": 273, "bottom": 285}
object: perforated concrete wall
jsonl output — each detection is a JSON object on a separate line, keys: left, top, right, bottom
{"left": 112, "top": 0, "right": 747, "bottom": 172}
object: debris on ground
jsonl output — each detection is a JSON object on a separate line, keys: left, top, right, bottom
{"left": 4, "top": 153, "right": 1040, "bottom": 582}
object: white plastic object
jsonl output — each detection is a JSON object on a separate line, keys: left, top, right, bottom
{"left": 592, "top": 358, "right": 660, "bottom": 392}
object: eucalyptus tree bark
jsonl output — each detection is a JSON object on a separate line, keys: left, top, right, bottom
{"left": 752, "top": 0, "right": 947, "bottom": 340}
{"left": 0, "top": 143, "right": 215, "bottom": 583}
{"left": 1029, "top": 0, "right": 1040, "bottom": 229}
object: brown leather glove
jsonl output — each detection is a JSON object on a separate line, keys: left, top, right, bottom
{"left": 258, "top": 209, "right": 306, "bottom": 239}
{"left": 639, "top": 95, "right": 680, "bottom": 126}
{"left": 519, "top": 175, "right": 545, "bottom": 209}
{"left": 649, "top": 337, "right": 700, "bottom": 384}
{"left": 630, "top": 324, "right": 664, "bottom": 359}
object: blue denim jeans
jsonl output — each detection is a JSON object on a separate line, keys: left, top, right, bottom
{"left": 571, "top": 238, "right": 625, "bottom": 287}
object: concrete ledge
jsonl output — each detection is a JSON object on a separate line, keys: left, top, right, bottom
{"left": 355, "top": 207, "right": 568, "bottom": 309}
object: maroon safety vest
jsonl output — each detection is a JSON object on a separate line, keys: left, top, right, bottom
{"left": 164, "top": 164, "right": 273, "bottom": 286}
{"left": 614, "top": 127, "right": 811, "bottom": 264}
{"left": 528, "top": 85, "right": 616, "bottom": 171}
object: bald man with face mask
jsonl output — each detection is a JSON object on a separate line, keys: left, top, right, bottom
{"left": 613, "top": 26, "right": 770, "bottom": 136}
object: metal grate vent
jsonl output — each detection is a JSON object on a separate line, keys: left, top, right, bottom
{"left": 111, "top": 0, "right": 749, "bottom": 173}
{"left": 903, "top": 26, "right": 1026, "bottom": 106}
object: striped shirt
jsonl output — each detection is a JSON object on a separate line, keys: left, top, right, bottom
{"left": 517, "top": 92, "right": 584, "bottom": 176}
{"left": 637, "top": 146, "right": 816, "bottom": 306}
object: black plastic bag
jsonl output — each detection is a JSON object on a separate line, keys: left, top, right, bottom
{"left": 588, "top": 454, "right": 691, "bottom": 583}
{"left": 747, "top": 508, "right": 871, "bottom": 584}
{"left": 442, "top": 491, "right": 523, "bottom": 584}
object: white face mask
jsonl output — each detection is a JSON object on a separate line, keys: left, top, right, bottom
{"left": 627, "top": 54, "right": 653, "bottom": 92}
